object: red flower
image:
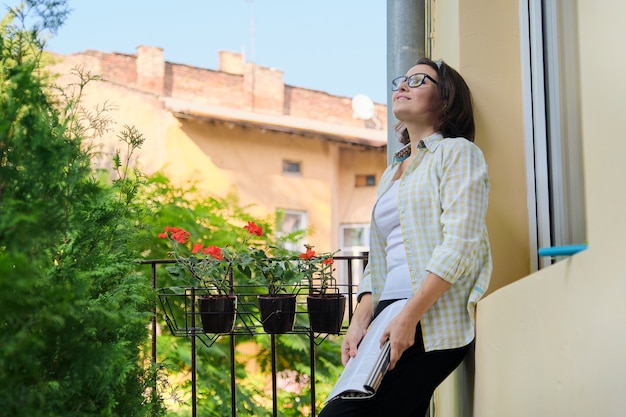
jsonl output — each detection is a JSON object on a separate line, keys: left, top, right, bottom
{"left": 171, "top": 229, "right": 190, "bottom": 244}
{"left": 203, "top": 245, "right": 223, "bottom": 260}
{"left": 158, "top": 226, "right": 191, "bottom": 244}
{"left": 322, "top": 258, "right": 334, "bottom": 265}
{"left": 299, "top": 248, "right": 316, "bottom": 260}
{"left": 243, "top": 221, "right": 263, "bottom": 237}
{"left": 191, "top": 243, "right": 204, "bottom": 254}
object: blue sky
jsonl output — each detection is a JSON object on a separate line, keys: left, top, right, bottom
{"left": 3, "top": 0, "right": 389, "bottom": 104}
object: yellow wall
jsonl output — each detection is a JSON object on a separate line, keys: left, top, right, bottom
{"left": 475, "top": 1, "right": 626, "bottom": 415}
{"left": 433, "top": 0, "right": 531, "bottom": 297}
{"left": 429, "top": 0, "right": 531, "bottom": 414}
{"left": 59, "top": 71, "right": 386, "bottom": 254}
{"left": 174, "top": 118, "right": 340, "bottom": 249}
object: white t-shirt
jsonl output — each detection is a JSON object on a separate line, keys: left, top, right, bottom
{"left": 372, "top": 180, "right": 414, "bottom": 301}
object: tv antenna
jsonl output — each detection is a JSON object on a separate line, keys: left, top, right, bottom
{"left": 245, "top": 0, "right": 255, "bottom": 63}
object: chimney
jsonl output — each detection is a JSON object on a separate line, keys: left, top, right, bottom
{"left": 219, "top": 51, "right": 245, "bottom": 75}
{"left": 136, "top": 45, "right": 165, "bottom": 95}
{"left": 243, "top": 62, "right": 285, "bottom": 115}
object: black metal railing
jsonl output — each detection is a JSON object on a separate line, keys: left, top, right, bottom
{"left": 141, "top": 254, "right": 367, "bottom": 417}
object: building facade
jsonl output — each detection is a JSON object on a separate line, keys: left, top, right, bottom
{"left": 49, "top": 47, "right": 388, "bottom": 263}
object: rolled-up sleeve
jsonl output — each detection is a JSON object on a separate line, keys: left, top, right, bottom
{"left": 426, "top": 140, "right": 489, "bottom": 284}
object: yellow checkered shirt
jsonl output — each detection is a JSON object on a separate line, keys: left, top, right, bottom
{"left": 358, "top": 133, "right": 492, "bottom": 351}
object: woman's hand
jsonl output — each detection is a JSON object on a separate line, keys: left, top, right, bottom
{"left": 341, "top": 293, "right": 373, "bottom": 366}
{"left": 380, "top": 309, "right": 418, "bottom": 370}
{"left": 381, "top": 273, "right": 452, "bottom": 370}
{"left": 341, "top": 321, "right": 368, "bottom": 366}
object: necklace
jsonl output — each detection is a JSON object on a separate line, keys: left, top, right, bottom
{"left": 393, "top": 140, "right": 426, "bottom": 162}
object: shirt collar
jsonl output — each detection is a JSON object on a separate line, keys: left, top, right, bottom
{"left": 393, "top": 132, "right": 444, "bottom": 162}
{"left": 420, "top": 132, "right": 444, "bottom": 151}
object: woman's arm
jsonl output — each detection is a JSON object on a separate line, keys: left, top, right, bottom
{"left": 381, "top": 273, "right": 451, "bottom": 370}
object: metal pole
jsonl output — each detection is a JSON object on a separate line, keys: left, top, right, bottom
{"left": 347, "top": 259, "right": 354, "bottom": 322}
{"left": 386, "top": 0, "right": 426, "bottom": 164}
{"left": 231, "top": 334, "right": 236, "bottom": 417}
{"left": 271, "top": 334, "right": 277, "bottom": 416}
{"left": 191, "top": 287, "right": 197, "bottom": 417}
{"left": 151, "top": 263, "right": 157, "bottom": 365}
{"left": 310, "top": 331, "right": 316, "bottom": 417}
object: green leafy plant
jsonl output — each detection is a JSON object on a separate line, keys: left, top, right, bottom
{"left": 159, "top": 220, "right": 311, "bottom": 296}
{"left": 298, "top": 244, "right": 339, "bottom": 295}
{"left": 158, "top": 221, "right": 266, "bottom": 295}
{"left": 0, "top": 2, "right": 163, "bottom": 415}
{"left": 248, "top": 246, "right": 302, "bottom": 296}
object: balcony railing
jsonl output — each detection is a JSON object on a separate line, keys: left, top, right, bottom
{"left": 141, "top": 254, "right": 367, "bottom": 417}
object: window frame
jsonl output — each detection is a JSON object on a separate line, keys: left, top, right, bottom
{"left": 276, "top": 209, "right": 308, "bottom": 252}
{"left": 520, "top": 0, "right": 586, "bottom": 270}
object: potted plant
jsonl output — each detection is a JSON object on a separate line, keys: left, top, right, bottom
{"left": 249, "top": 248, "right": 303, "bottom": 334}
{"left": 158, "top": 222, "right": 264, "bottom": 334}
{"left": 298, "top": 245, "right": 346, "bottom": 334}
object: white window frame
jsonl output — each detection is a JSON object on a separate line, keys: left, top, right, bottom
{"left": 277, "top": 209, "right": 308, "bottom": 252}
{"left": 520, "top": 0, "right": 586, "bottom": 270}
{"left": 338, "top": 223, "right": 370, "bottom": 290}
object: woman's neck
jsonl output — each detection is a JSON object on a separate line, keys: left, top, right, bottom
{"left": 405, "top": 123, "right": 436, "bottom": 147}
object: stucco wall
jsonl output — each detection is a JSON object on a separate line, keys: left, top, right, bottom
{"left": 474, "top": 1, "right": 626, "bottom": 416}
{"left": 172, "top": 119, "right": 340, "bottom": 250}
{"left": 430, "top": 0, "right": 532, "bottom": 415}
{"left": 433, "top": 0, "right": 530, "bottom": 296}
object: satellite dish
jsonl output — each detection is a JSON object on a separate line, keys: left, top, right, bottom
{"left": 351, "top": 94, "right": 376, "bottom": 120}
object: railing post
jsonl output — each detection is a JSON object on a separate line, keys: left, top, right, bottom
{"left": 271, "top": 334, "right": 278, "bottom": 416}
{"left": 191, "top": 287, "right": 197, "bottom": 417}
{"left": 310, "top": 330, "right": 317, "bottom": 417}
{"left": 231, "top": 334, "right": 237, "bottom": 417}
{"left": 151, "top": 262, "right": 157, "bottom": 365}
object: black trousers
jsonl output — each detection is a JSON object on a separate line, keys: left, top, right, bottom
{"left": 318, "top": 299, "right": 471, "bottom": 417}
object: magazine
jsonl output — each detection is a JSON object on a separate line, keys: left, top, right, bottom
{"left": 324, "top": 299, "right": 408, "bottom": 403}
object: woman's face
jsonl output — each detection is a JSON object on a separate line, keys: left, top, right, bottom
{"left": 391, "top": 64, "right": 441, "bottom": 124}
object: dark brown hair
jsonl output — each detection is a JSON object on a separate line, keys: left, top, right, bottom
{"left": 396, "top": 57, "right": 475, "bottom": 144}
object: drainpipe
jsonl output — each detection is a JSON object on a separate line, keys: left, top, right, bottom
{"left": 386, "top": 0, "right": 426, "bottom": 164}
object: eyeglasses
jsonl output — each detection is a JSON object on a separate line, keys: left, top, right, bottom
{"left": 391, "top": 73, "right": 438, "bottom": 91}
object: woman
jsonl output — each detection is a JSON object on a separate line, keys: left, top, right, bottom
{"left": 319, "top": 58, "right": 492, "bottom": 417}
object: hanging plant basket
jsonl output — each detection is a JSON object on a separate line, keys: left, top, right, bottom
{"left": 198, "top": 294, "right": 237, "bottom": 334}
{"left": 257, "top": 294, "right": 297, "bottom": 334}
{"left": 306, "top": 293, "right": 346, "bottom": 334}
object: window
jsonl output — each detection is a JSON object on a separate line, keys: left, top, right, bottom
{"left": 282, "top": 160, "right": 301, "bottom": 175}
{"left": 338, "top": 224, "right": 370, "bottom": 292}
{"left": 277, "top": 209, "right": 307, "bottom": 252}
{"left": 355, "top": 174, "right": 376, "bottom": 187}
{"left": 521, "top": 0, "right": 586, "bottom": 269}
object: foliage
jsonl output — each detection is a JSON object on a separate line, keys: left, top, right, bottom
{"left": 156, "top": 216, "right": 310, "bottom": 296}
{"left": 157, "top": 222, "right": 340, "bottom": 297}
{"left": 0, "top": 3, "right": 163, "bottom": 416}
{"left": 137, "top": 178, "right": 347, "bottom": 415}
{"left": 297, "top": 244, "right": 339, "bottom": 295}
{"left": 158, "top": 221, "right": 301, "bottom": 296}
{"left": 247, "top": 246, "right": 302, "bottom": 296}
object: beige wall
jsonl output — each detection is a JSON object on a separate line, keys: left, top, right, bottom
{"left": 430, "top": 0, "right": 531, "bottom": 413}
{"left": 433, "top": 0, "right": 531, "bottom": 297}
{"left": 168, "top": 120, "right": 386, "bottom": 252}
{"left": 475, "top": 1, "right": 626, "bottom": 415}
{"left": 49, "top": 51, "right": 387, "bottom": 256}
{"left": 173, "top": 118, "right": 340, "bottom": 250}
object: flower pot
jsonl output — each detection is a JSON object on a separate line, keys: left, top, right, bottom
{"left": 258, "top": 294, "right": 297, "bottom": 334}
{"left": 198, "top": 294, "right": 237, "bottom": 334}
{"left": 306, "top": 294, "right": 346, "bottom": 334}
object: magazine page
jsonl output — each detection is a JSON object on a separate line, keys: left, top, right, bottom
{"left": 324, "top": 299, "right": 408, "bottom": 403}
